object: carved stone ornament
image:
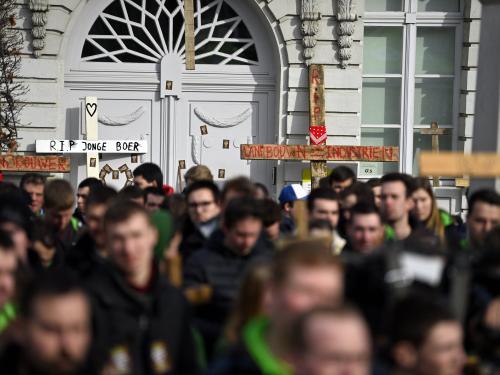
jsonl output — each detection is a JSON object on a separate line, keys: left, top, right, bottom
{"left": 300, "top": 0, "right": 321, "bottom": 66}
{"left": 29, "top": 0, "right": 49, "bottom": 58}
{"left": 336, "top": 0, "right": 357, "bottom": 68}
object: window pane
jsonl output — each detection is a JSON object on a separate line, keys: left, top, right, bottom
{"left": 416, "top": 28, "right": 455, "bottom": 75}
{"left": 365, "top": 0, "right": 403, "bottom": 11}
{"left": 413, "top": 130, "right": 452, "bottom": 172}
{"left": 417, "top": 0, "right": 460, "bottom": 12}
{"left": 362, "top": 78, "right": 401, "bottom": 125}
{"left": 414, "top": 78, "right": 454, "bottom": 125}
{"left": 360, "top": 128, "right": 400, "bottom": 177}
{"left": 363, "top": 27, "right": 403, "bottom": 74}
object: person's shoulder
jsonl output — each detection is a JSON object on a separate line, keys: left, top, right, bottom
{"left": 205, "top": 343, "right": 261, "bottom": 375}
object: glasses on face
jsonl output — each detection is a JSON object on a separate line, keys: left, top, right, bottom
{"left": 188, "top": 201, "right": 214, "bottom": 209}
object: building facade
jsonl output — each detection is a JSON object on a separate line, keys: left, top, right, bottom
{"left": 13, "top": 0, "right": 479, "bottom": 213}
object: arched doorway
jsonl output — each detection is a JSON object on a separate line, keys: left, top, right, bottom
{"left": 64, "top": 0, "right": 278, "bottom": 190}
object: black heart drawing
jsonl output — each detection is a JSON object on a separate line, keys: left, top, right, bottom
{"left": 86, "top": 103, "right": 97, "bottom": 117}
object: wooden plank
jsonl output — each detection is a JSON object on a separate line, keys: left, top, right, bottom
{"left": 241, "top": 144, "right": 399, "bottom": 162}
{"left": 184, "top": 0, "right": 195, "bottom": 70}
{"left": 420, "top": 152, "right": 500, "bottom": 177}
{"left": 0, "top": 155, "right": 70, "bottom": 173}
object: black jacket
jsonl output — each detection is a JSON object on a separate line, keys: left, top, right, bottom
{"left": 183, "top": 230, "right": 273, "bottom": 352}
{"left": 66, "top": 232, "right": 106, "bottom": 279}
{"left": 85, "top": 262, "right": 198, "bottom": 375}
{"left": 179, "top": 218, "right": 215, "bottom": 262}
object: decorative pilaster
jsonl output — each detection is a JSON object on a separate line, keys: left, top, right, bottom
{"left": 29, "top": 0, "right": 49, "bottom": 58}
{"left": 300, "top": 0, "right": 321, "bottom": 66}
{"left": 336, "top": 0, "right": 357, "bottom": 68}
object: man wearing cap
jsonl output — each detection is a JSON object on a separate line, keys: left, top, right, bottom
{"left": 278, "top": 184, "right": 309, "bottom": 235}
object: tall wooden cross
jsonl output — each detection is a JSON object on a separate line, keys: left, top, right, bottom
{"left": 419, "top": 121, "right": 448, "bottom": 186}
{"left": 241, "top": 64, "right": 400, "bottom": 189}
{"left": 184, "top": 0, "right": 196, "bottom": 70}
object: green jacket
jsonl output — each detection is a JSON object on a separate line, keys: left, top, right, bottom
{"left": 0, "top": 302, "right": 16, "bottom": 333}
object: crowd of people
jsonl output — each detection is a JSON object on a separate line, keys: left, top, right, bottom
{"left": 0, "top": 162, "right": 499, "bottom": 374}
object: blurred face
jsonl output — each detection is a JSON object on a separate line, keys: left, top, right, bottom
{"left": 187, "top": 188, "right": 220, "bottom": 224}
{"left": 224, "top": 217, "right": 262, "bottom": 256}
{"left": 133, "top": 175, "right": 156, "bottom": 190}
{"left": 265, "top": 221, "right": 281, "bottom": 241}
{"left": 24, "top": 293, "right": 91, "bottom": 375}
{"left": 46, "top": 207, "right": 74, "bottom": 233}
{"left": 0, "top": 249, "right": 17, "bottom": 307}
{"left": 415, "top": 322, "right": 466, "bottom": 375}
{"left": 347, "top": 213, "right": 384, "bottom": 254}
{"left": 24, "top": 183, "right": 44, "bottom": 214}
{"left": 412, "top": 188, "right": 433, "bottom": 222}
{"left": 310, "top": 199, "right": 340, "bottom": 229}
{"left": 106, "top": 213, "right": 157, "bottom": 278}
{"left": 331, "top": 178, "right": 353, "bottom": 194}
{"left": 76, "top": 187, "right": 90, "bottom": 214}
{"left": 270, "top": 266, "right": 343, "bottom": 326}
{"left": 372, "top": 186, "right": 382, "bottom": 208}
{"left": 145, "top": 193, "right": 164, "bottom": 213}
{"left": 86, "top": 203, "right": 108, "bottom": 249}
{"left": 294, "top": 315, "right": 371, "bottom": 375}
{"left": 0, "top": 222, "right": 30, "bottom": 261}
{"left": 468, "top": 201, "right": 500, "bottom": 247}
{"left": 381, "top": 181, "right": 413, "bottom": 223}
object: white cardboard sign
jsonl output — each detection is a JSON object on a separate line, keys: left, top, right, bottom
{"left": 36, "top": 140, "right": 148, "bottom": 154}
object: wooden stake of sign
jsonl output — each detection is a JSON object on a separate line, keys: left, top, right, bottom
{"left": 85, "top": 97, "right": 99, "bottom": 178}
{"left": 420, "top": 151, "right": 500, "bottom": 177}
{"left": 419, "top": 121, "right": 448, "bottom": 187}
{"left": 309, "top": 65, "right": 328, "bottom": 189}
{"left": 184, "top": 0, "right": 195, "bottom": 70}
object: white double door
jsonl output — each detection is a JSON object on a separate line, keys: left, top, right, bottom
{"left": 65, "top": 88, "right": 274, "bottom": 191}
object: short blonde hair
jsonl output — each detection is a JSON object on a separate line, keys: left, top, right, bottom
{"left": 44, "top": 179, "right": 74, "bottom": 210}
{"left": 184, "top": 165, "right": 213, "bottom": 184}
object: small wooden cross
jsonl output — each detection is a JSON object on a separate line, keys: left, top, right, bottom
{"left": 419, "top": 121, "right": 448, "bottom": 187}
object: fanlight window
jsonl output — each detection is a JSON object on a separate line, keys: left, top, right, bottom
{"left": 81, "top": 0, "right": 259, "bottom": 65}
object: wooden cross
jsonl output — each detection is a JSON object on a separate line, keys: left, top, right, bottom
{"left": 184, "top": 0, "right": 195, "bottom": 70}
{"left": 241, "top": 64, "right": 400, "bottom": 188}
{"left": 419, "top": 121, "right": 448, "bottom": 187}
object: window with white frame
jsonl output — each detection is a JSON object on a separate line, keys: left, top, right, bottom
{"left": 360, "top": 0, "right": 463, "bottom": 178}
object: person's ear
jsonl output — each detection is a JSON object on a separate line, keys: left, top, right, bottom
{"left": 393, "top": 342, "right": 418, "bottom": 369}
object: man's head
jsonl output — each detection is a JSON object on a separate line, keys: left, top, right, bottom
{"left": 144, "top": 187, "right": 165, "bottom": 213}
{"left": 267, "top": 240, "right": 344, "bottom": 330}
{"left": 329, "top": 166, "right": 356, "bottom": 193}
{"left": 390, "top": 294, "right": 465, "bottom": 375}
{"left": 184, "top": 165, "right": 213, "bottom": 186}
{"left": 221, "top": 176, "right": 256, "bottom": 208}
{"left": 366, "top": 178, "right": 382, "bottom": 208}
{"left": 380, "top": 173, "right": 416, "bottom": 224}
{"left": 185, "top": 180, "right": 221, "bottom": 224}
{"left": 44, "top": 179, "right": 75, "bottom": 233}
{"left": 85, "top": 186, "right": 117, "bottom": 249}
{"left": 117, "top": 185, "right": 145, "bottom": 206}
{"left": 260, "top": 199, "right": 282, "bottom": 241}
{"left": 0, "top": 230, "right": 17, "bottom": 308}
{"left": 19, "top": 270, "right": 92, "bottom": 375}
{"left": 279, "top": 184, "right": 309, "bottom": 216}
{"left": 347, "top": 203, "right": 384, "bottom": 254}
{"left": 339, "top": 183, "right": 375, "bottom": 221}
{"left": 76, "top": 178, "right": 102, "bottom": 214}
{"left": 467, "top": 189, "right": 500, "bottom": 248}
{"left": 133, "top": 162, "right": 163, "bottom": 189}
{"left": 20, "top": 173, "right": 46, "bottom": 214}
{"left": 223, "top": 197, "right": 263, "bottom": 256}
{"left": 104, "top": 203, "right": 157, "bottom": 282}
{"left": 308, "top": 188, "right": 340, "bottom": 229}
{"left": 290, "top": 306, "right": 371, "bottom": 375}
{"left": 0, "top": 194, "right": 33, "bottom": 261}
